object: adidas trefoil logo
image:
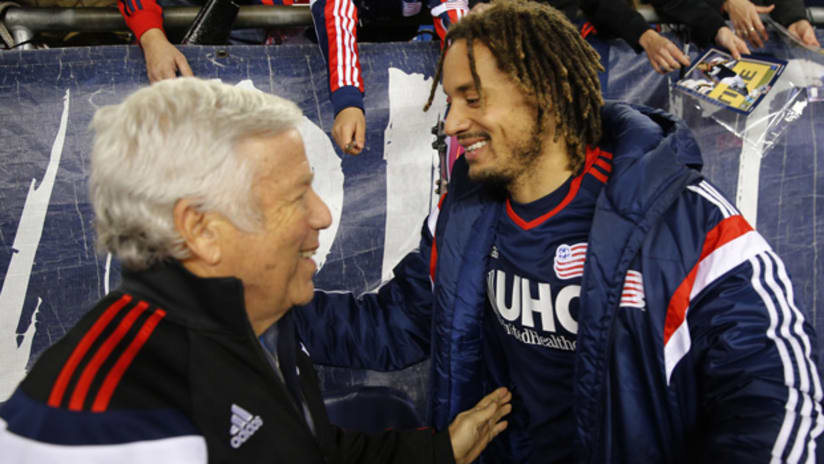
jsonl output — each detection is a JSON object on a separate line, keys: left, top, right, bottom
{"left": 490, "top": 245, "right": 499, "bottom": 259}
{"left": 229, "top": 403, "right": 264, "bottom": 449}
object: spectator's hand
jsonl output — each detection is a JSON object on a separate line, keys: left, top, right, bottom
{"left": 715, "top": 26, "right": 751, "bottom": 60}
{"left": 638, "top": 29, "right": 691, "bottom": 74}
{"left": 332, "top": 107, "right": 366, "bottom": 155}
{"left": 787, "top": 19, "right": 820, "bottom": 48}
{"left": 448, "top": 387, "right": 511, "bottom": 464}
{"left": 722, "top": 0, "right": 773, "bottom": 49}
{"left": 139, "top": 28, "right": 194, "bottom": 84}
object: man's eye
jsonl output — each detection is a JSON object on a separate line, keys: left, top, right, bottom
{"left": 466, "top": 98, "right": 480, "bottom": 105}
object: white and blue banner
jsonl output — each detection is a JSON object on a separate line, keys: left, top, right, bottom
{"left": 1, "top": 35, "right": 823, "bottom": 412}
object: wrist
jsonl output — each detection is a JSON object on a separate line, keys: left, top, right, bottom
{"left": 638, "top": 29, "right": 657, "bottom": 49}
{"left": 139, "top": 28, "right": 166, "bottom": 48}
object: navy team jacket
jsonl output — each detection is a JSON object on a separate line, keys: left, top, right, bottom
{"left": 295, "top": 102, "right": 824, "bottom": 463}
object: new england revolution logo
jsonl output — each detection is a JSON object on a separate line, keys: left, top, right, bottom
{"left": 553, "top": 243, "right": 587, "bottom": 280}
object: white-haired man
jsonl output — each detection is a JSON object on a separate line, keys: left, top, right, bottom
{"left": 0, "top": 77, "right": 510, "bottom": 463}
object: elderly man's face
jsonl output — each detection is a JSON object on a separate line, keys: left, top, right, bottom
{"left": 220, "top": 129, "right": 331, "bottom": 331}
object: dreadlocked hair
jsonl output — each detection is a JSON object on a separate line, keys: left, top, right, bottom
{"left": 424, "top": 0, "right": 605, "bottom": 173}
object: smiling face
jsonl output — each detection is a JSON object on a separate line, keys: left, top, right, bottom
{"left": 442, "top": 39, "right": 548, "bottom": 189}
{"left": 218, "top": 129, "right": 332, "bottom": 332}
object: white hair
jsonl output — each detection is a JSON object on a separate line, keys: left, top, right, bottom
{"left": 90, "top": 77, "right": 303, "bottom": 270}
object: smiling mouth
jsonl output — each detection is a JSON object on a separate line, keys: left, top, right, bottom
{"left": 465, "top": 140, "right": 489, "bottom": 153}
{"left": 300, "top": 250, "right": 316, "bottom": 259}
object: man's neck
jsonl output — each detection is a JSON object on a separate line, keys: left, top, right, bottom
{"left": 508, "top": 141, "right": 573, "bottom": 204}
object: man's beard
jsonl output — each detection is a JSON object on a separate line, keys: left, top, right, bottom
{"left": 468, "top": 120, "right": 543, "bottom": 192}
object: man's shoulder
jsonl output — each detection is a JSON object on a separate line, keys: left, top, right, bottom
{"left": 18, "top": 290, "right": 189, "bottom": 412}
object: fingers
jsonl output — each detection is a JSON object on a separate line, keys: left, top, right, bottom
{"left": 639, "top": 31, "right": 689, "bottom": 74}
{"left": 332, "top": 107, "right": 366, "bottom": 155}
{"left": 789, "top": 20, "right": 821, "bottom": 48}
{"left": 716, "top": 27, "right": 750, "bottom": 60}
{"left": 671, "top": 45, "right": 691, "bottom": 68}
{"left": 176, "top": 54, "right": 194, "bottom": 78}
{"left": 352, "top": 116, "right": 365, "bottom": 154}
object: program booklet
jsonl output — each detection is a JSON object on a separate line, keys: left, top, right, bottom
{"left": 674, "top": 48, "right": 786, "bottom": 114}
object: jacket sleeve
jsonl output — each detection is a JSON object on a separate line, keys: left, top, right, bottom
{"left": 650, "top": 0, "right": 727, "bottom": 46}
{"left": 310, "top": 0, "right": 365, "bottom": 115}
{"left": 294, "top": 221, "right": 436, "bottom": 371}
{"left": 333, "top": 427, "right": 455, "bottom": 464}
{"left": 579, "top": 0, "right": 652, "bottom": 52}
{"left": 768, "top": 0, "right": 808, "bottom": 27}
{"left": 669, "top": 183, "right": 824, "bottom": 462}
{"left": 427, "top": 0, "right": 468, "bottom": 41}
{"left": 117, "top": 0, "right": 164, "bottom": 41}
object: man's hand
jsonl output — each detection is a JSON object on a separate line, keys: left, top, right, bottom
{"left": 332, "top": 107, "right": 366, "bottom": 155}
{"left": 448, "top": 387, "right": 512, "bottom": 464}
{"left": 715, "top": 26, "right": 751, "bottom": 60}
{"left": 638, "top": 29, "right": 691, "bottom": 74}
{"left": 723, "top": 0, "right": 773, "bottom": 48}
{"left": 787, "top": 19, "right": 820, "bottom": 48}
{"left": 139, "top": 28, "right": 194, "bottom": 84}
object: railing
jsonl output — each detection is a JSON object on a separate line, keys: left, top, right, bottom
{"left": 2, "top": 4, "right": 823, "bottom": 50}
{"left": 2, "top": 5, "right": 312, "bottom": 49}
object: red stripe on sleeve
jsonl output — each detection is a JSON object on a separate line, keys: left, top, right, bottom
{"left": 663, "top": 215, "right": 753, "bottom": 343}
{"left": 325, "top": 0, "right": 342, "bottom": 91}
{"left": 69, "top": 301, "right": 150, "bottom": 411}
{"left": 590, "top": 169, "right": 608, "bottom": 184}
{"left": 594, "top": 158, "right": 612, "bottom": 173}
{"left": 92, "top": 309, "right": 166, "bottom": 412}
{"left": 48, "top": 295, "right": 133, "bottom": 408}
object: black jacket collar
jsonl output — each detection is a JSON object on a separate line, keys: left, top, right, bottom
{"left": 119, "top": 262, "right": 254, "bottom": 336}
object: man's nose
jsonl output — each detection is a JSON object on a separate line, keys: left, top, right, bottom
{"left": 444, "top": 104, "right": 470, "bottom": 137}
{"left": 309, "top": 189, "right": 332, "bottom": 230}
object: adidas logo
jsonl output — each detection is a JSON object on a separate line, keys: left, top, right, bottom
{"left": 229, "top": 403, "right": 264, "bottom": 449}
{"left": 490, "top": 246, "right": 499, "bottom": 259}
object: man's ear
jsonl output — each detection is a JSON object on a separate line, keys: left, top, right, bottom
{"left": 173, "top": 199, "right": 222, "bottom": 266}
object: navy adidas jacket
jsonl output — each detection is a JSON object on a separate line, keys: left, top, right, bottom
{"left": 295, "top": 102, "right": 824, "bottom": 463}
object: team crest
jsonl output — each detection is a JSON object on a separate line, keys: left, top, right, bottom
{"left": 553, "top": 243, "right": 587, "bottom": 280}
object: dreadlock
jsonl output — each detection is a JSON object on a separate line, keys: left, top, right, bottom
{"left": 424, "top": 0, "right": 604, "bottom": 173}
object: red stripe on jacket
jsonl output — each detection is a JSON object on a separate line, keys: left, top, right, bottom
{"left": 48, "top": 295, "right": 133, "bottom": 408}
{"left": 69, "top": 301, "right": 150, "bottom": 411}
{"left": 92, "top": 308, "right": 166, "bottom": 411}
{"left": 663, "top": 215, "right": 753, "bottom": 344}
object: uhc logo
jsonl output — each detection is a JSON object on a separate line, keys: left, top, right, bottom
{"left": 554, "top": 243, "right": 587, "bottom": 280}
{"left": 487, "top": 270, "right": 580, "bottom": 351}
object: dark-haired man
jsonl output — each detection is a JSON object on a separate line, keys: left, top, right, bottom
{"left": 295, "top": 0, "right": 824, "bottom": 462}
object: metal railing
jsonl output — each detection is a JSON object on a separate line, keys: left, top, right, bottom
{"left": 2, "top": 4, "right": 823, "bottom": 50}
{"left": 2, "top": 4, "right": 313, "bottom": 48}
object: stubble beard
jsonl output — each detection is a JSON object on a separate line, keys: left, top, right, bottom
{"left": 468, "top": 120, "right": 544, "bottom": 193}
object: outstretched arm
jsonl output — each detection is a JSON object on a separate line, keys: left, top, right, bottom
{"left": 333, "top": 387, "right": 511, "bottom": 464}
{"left": 294, "top": 221, "right": 437, "bottom": 370}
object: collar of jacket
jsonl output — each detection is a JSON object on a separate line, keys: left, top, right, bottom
{"left": 119, "top": 261, "right": 254, "bottom": 337}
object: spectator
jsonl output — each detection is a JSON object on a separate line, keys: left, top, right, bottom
{"left": 0, "top": 77, "right": 512, "bottom": 464}
{"left": 652, "top": 0, "right": 819, "bottom": 57}
{"left": 580, "top": 0, "right": 692, "bottom": 74}
{"left": 295, "top": 0, "right": 824, "bottom": 462}
{"left": 119, "top": 0, "right": 471, "bottom": 155}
